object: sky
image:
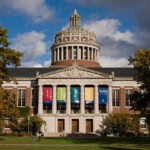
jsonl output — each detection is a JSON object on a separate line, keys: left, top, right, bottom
{"left": 0, "top": 0, "right": 150, "bottom": 68}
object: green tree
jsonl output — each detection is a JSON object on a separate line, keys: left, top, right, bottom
{"left": 97, "top": 113, "right": 140, "bottom": 137}
{"left": 0, "top": 26, "right": 23, "bottom": 132}
{"left": 19, "top": 115, "right": 46, "bottom": 134}
{"left": 129, "top": 48, "right": 150, "bottom": 130}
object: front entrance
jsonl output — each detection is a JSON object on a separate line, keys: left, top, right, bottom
{"left": 72, "top": 119, "right": 79, "bottom": 133}
{"left": 58, "top": 119, "right": 64, "bottom": 132}
{"left": 86, "top": 119, "right": 93, "bottom": 133}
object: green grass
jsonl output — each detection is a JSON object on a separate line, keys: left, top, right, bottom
{"left": 0, "top": 136, "right": 150, "bottom": 150}
{"left": 0, "top": 136, "right": 150, "bottom": 144}
{"left": 0, "top": 145, "right": 150, "bottom": 150}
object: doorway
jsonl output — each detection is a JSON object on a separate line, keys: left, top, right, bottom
{"left": 72, "top": 119, "right": 79, "bottom": 133}
{"left": 58, "top": 119, "right": 65, "bottom": 132}
{"left": 86, "top": 119, "right": 93, "bottom": 133}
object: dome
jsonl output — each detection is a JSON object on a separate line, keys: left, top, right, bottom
{"left": 50, "top": 9, "right": 101, "bottom": 68}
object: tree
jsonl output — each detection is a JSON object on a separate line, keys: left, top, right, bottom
{"left": 97, "top": 113, "right": 140, "bottom": 137}
{"left": 129, "top": 48, "right": 150, "bottom": 129}
{"left": 0, "top": 26, "right": 23, "bottom": 132}
{"left": 19, "top": 115, "right": 46, "bottom": 134}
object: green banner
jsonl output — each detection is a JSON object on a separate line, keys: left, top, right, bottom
{"left": 71, "top": 87, "right": 80, "bottom": 103}
{"left": 57, "top": 87, "right": 66, "bottom": 101}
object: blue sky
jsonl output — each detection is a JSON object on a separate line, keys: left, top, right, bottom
{"left": 0, "top": 0, "right": 150, "bottom": 67}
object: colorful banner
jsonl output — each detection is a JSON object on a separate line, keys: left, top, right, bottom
{"left": 57, "top": 87, "right": 66, "bottom": 103}
{"left": 43, "top": 87, "right": 52, "bottom": 104}
{"left": 71, "top": 87, "right": 80, "bottom": 104}
{"left": 99, "top": 87, "right": 108, "bottom": 104}
{"left": 85, "top": 87, "right": 94, "bottom": 104}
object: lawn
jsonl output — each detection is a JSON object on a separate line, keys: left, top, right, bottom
{"left": 0, "top": 136, "right": 150, "bottom": 150}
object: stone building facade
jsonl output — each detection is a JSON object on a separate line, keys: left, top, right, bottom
{"left": 3, "top": 9, "right": 148, "bottom": 136}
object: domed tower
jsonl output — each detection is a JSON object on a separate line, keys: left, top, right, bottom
{"left": 51, "top": 9, "right": 101, "bottom": 68}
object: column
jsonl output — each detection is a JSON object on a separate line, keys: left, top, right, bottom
{"left": 67, "top": 85, "right": 71, "bottom": 114}
{"left": 66, "top": 46, "right": 68, "bottom": 60}
{"left": 81, "top": 85, "right": 85, "bottom": 114}
{"left": 52, "top": 85, "right": 56, "bottom": 114}
{"left": 108, "top": 85, "right": 113, "bottom": 113}
{"left": 83, "top": 47, "right": 85, "bottom": 60}
{"left": 95, "top": 49, "right": 96, "bottom": 62}
{"left": 98, "top": 50, "right": 100, "bottom": 63}
{"left": 94, "top": 85, "right": 99, "bottom": 114}
{"left": 72, "top": 46, "right": 74, "bottom": 59}
{"left": 53, "top": 49, "right": 56, "bottom": 62}
{"left": 57, "top": 48, "right": 59, "bottom": 61}
{"left": 38, "top": 85, "right": 43, "bottom": 114}
{"left": 61, "top": 47, "right": 64, "bottom": 60}
{"left": 87, "top": 47, "right": 90, "bottom": 60}
{"left": 77, "top": 46, "right": 80, "bottom": 59}
{"left": 91, "top": 48, "right": 93, "bottom": 61}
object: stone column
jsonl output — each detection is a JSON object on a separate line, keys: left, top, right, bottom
{"left": 83, "top": 47, "right": 85, "bottom": 60}
{"left": 94, "top": 85, "right": 99, "bottom": 114}
{"left": 108, "top": 85, "right": 113, "bottom": 113}
{"left": 52, "top": 85, "right": 57, "bottom": 114}
{"left": 81, "top": 85, "right": 85, "bottom": 114}
{"left": 57, "top": 48, "right": 59, "bottom": 61}
{"left": 53, "top": 49, "right": 55, "bottom": 62}
{"left": 38, "top": 85, "right": 43, "bottom": 114}
{"left": 95, "top": 49, "right": 96, "bottom": 62}
{"left": 67, "top": 85, "right": 71, "bottom": 114}
{"left": 72, "top": 46, "right": 74, "bottom": 59}
{"left": 87, "top": 47, "right": 90, "bottom": 60}
{"left": 91, "top": 48, "right": 93, "bottom": 61}
{"left": 66, "top": 46, "right": 68, "bottom": 60}
{"left": 61, "top": 47, "right": 64, "bottom": 60}
{"left": 97, "top": 49, "right": 99, "bottom": 63}
{"left": 77, "top": 46, "right": 80, "bottom": 59}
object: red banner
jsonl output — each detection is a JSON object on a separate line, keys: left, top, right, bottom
{"left": 43, "top": 87, "right": 52, "bottom": 101}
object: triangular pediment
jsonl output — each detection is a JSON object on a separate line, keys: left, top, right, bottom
{"left": 38, "top": 63, "right": 113, "bottom": 79}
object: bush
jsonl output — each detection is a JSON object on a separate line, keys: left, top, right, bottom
{"left": 12, "top": 131, "right": 19, "bottom": 136}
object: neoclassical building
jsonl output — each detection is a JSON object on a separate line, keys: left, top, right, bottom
{"left": 3, "top": 9, "right": 148, "bottom": 136}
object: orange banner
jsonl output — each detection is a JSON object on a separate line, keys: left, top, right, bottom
{"left": 85, "top": 87, "right": 94, "bottom": 101}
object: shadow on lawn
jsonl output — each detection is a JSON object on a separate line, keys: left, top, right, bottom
{"left": 0, "top": 138, "right": 4, "bottom": 141}
{"left": 101, "top": 146, "right": 142, "bottom": 150}
{"left": 44, "top": 136, "right": 150, "bottom": 145}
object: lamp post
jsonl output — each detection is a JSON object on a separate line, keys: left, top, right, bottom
{"left": 28, "top": 116, "right": 30, "bottom": 134}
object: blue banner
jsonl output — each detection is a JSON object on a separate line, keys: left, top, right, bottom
{"left": 43, "top": 101, "right": 52, "bottom": 104}
{"left": 99, "top": 87, "right": 108, "bottom": 104}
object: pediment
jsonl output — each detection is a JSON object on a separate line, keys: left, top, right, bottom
{"left": 38, "top": 63, "right": 113, "bottom": 79}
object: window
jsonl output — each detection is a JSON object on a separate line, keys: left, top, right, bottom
{"left": 112, "top": 89, "right": 120, "bottom": 106}
{"left": 65, "top": 37, "right": 68, "bottom": 41}
{"left": 73, "top": 37, "right": 77, "bottom": 41}
{"left": 83, "top": 37, "right": 86, "bottom": 41}
{"left": 74, "top": 47, "right": 77, "bottom": 59}
{"left": 32, "top": 88, "right": 38, "bottom": 107}
{"left": 18, "top": 89, "right": 25, "bottom": 106}
{"left": 140, "top": 119, "right": 146, "bottom": 129}
{"left": 125, "top": 89, "right": 133, "bottom": 106}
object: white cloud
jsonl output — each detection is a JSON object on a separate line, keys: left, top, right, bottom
{"left": 12, "top": 31, "right": 47, "bottom": 62}
{"left": 83, "top": 19, "right": 134, "bottom": 44}
{"left": 82, "top": 18, "right": 136, "bottom": 67}
{"left": 21, "top": 61, "right": 43, "bottom": 67}
{"left": 0, "top": 0, "right": 54, "bottom": 23}
{"left": 100, "top": 56, "right": 130, "bottom": 67}
{"left": 44, "top": 60, "right": 51, "bottom": 67}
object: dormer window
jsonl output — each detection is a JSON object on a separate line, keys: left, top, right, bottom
{"left": 74, "top": 37, "right": 77, "bottom": 41}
